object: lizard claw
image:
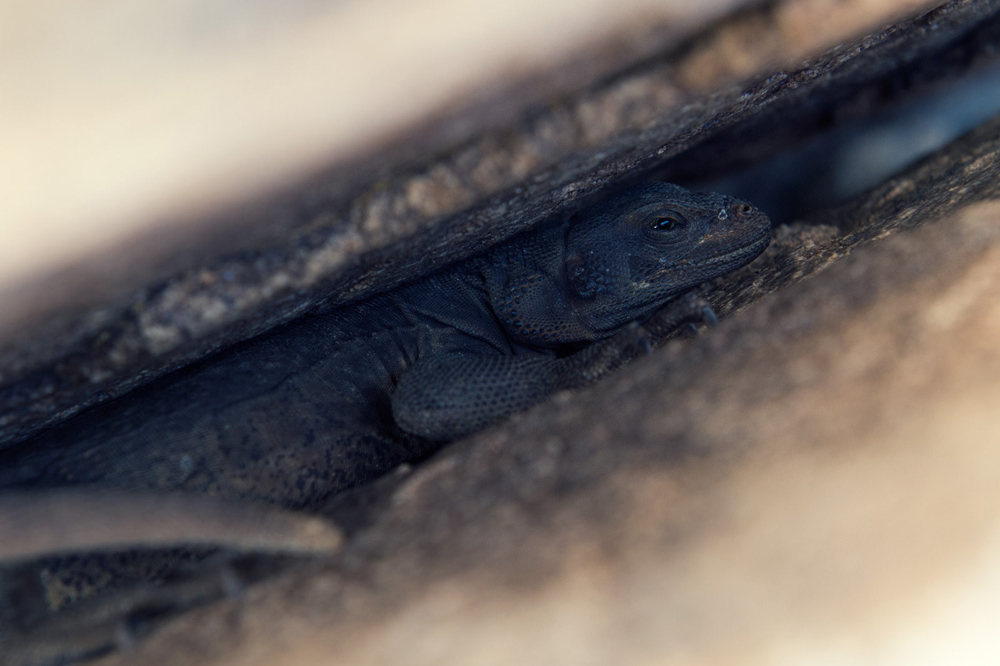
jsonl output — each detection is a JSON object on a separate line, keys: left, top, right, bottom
{"left": 625, "top": 321, "right": 654, "bottom": 355}
{"left": 682, "top": 292, "right": 717, "bottom": 329}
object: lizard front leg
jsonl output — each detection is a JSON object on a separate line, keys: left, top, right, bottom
{"left": 392, "top": 353, "right": 561, "bottom": 440}
{"left": 392, "top": 292, "right": 715, "bottom": 440}
{"left": 558, "top": 291, "right": 717, "bottom": 389}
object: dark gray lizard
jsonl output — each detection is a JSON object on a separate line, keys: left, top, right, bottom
{"left": 0, "top": 184, "right": 770, "bottom": 662}
{"left": 0, "top": 183, "right": 770, "bottom": 517}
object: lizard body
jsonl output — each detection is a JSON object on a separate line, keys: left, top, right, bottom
{"left": 0, "top": 183, "right": 770, "bottom": 512}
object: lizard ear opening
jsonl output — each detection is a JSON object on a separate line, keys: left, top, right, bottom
{"left": 565, "top": 255, "right": 597, "bottom": 299}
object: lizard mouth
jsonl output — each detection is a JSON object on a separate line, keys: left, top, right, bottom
{"left": 656, "top": 231, "right": 771, "bottom": 275}
{"left": 696, "top": 233, "right": 770, "bottom": 267}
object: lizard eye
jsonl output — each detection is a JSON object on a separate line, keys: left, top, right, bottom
{"left": 649, "top": 212, "right": 687, "bottom": 232}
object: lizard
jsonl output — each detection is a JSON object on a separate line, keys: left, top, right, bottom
{"left": 0, "top": 183, "right": 770, "bottom": 659}
{"left": 0, "top": 182, "right": 771, "bottom": 522}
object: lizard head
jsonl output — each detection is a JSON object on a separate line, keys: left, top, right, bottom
{"left": 490, "top": 182, "right": 770, "bottom": 347}
{"left": 560, "top": 182, "right": 771, "bottom": 338}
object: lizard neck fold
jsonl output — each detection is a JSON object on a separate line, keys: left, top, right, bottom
{"left": 484, "top": 222, "right": 596, "bottom": 348}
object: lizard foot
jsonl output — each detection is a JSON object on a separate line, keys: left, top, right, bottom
{"left": 624, "top": 321, "right": 654, "bottom": 355}
{"left": 681, "top": 291, "right": 718, "bottom": 327}
{"left": 556, "top": 292, "right": 720, "bottom": 390}
{"left": 642, "top": 291, "right": 718, "bottom": 341}
{"left": 622, "top": 292, "right": 718, "bottom": 350}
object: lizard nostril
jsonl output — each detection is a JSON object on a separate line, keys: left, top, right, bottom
{"left": 735, "top": 203, "right": 753, "bottom": 216}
